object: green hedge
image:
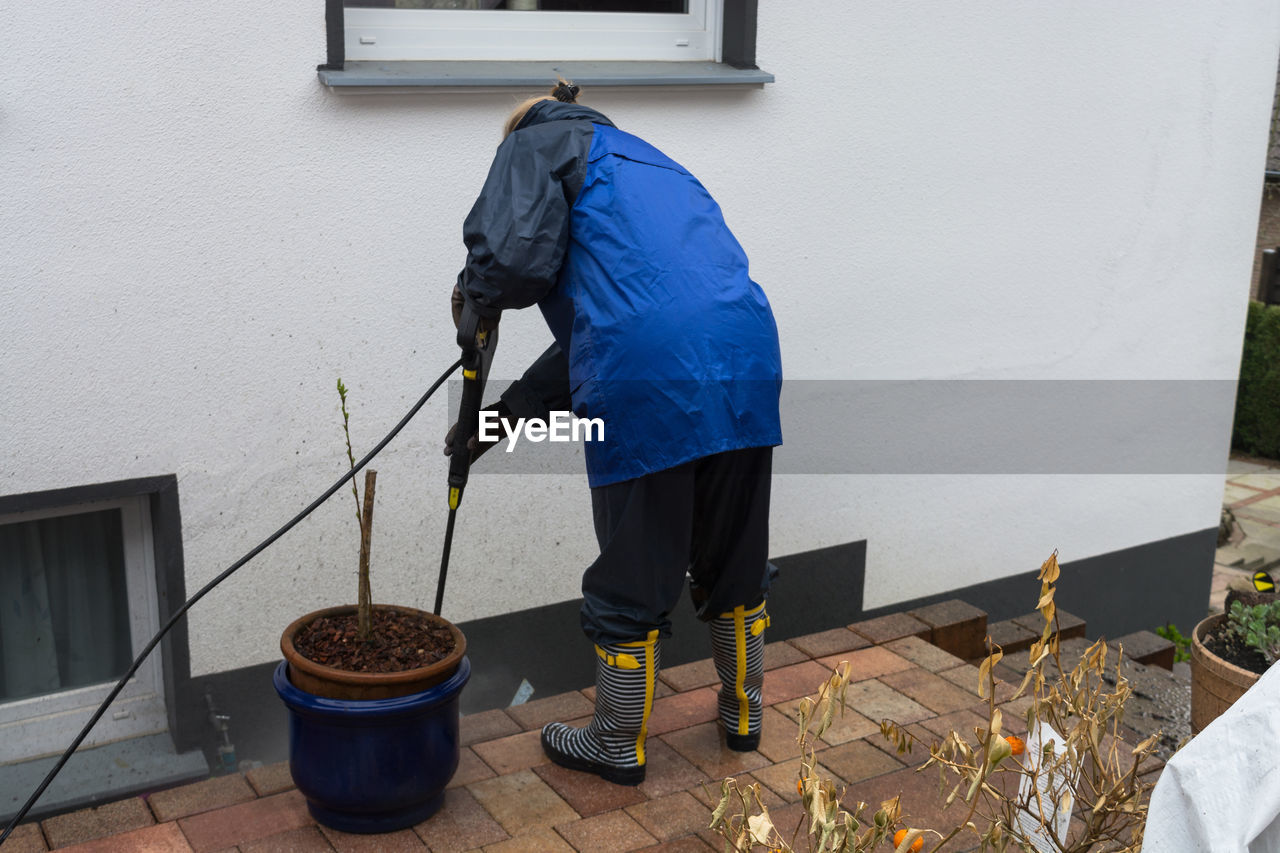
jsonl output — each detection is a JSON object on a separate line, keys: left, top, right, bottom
{"left": 1233, "top": 301, "right": 1280, "bottom": 458}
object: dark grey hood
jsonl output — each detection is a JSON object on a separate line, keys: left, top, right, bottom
{"left": 514, "top": 99, "right": 616, "bottom": 133}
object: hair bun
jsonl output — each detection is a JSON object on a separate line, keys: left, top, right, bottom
{"left": 552, "top": 80, "right": 580, "bottom": 103}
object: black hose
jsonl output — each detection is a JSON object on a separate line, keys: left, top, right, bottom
{"left": 0, "top": 358, "right": 463, "bottom": 847}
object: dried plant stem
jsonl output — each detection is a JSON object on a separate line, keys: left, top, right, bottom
{"left": 338, "top": 378, "right": 362, "bottom": 529}
{"left": 357, "top": 469, "right": 376, "bottom": 643}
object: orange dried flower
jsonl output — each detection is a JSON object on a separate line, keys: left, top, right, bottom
{"left": 1005, "top": 735, "right": 1026, "bottom": 756}
{"left": 893, "top": 828, "right": 924, "bottom": 851}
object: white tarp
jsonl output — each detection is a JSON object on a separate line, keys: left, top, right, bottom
{"left": 1143, "top": 661, "right": 1280, "bottom": 852}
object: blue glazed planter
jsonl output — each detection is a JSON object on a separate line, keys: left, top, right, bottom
{"left": 273, "top": 656, "right": 471, "bottom": 833}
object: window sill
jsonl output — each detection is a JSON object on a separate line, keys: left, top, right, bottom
{"left": 317, "top": 60, "right": 773, "bottom": 93}
{"left": 1, "top": 733, "right": 207, "bottom": 824}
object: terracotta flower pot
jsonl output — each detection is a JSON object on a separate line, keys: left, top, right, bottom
{"left": 1190, "top": 612, "right": 1261, "bottom": 734}
{"left": 280, "top": 604, "right": 466, "bottom": 700}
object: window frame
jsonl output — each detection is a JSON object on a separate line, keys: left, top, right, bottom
{"left": 318, "top": 0, "right": 766, "bottom": 88}
{"left": 0, "top": 497, "right": 167, "bottom": 765}
{"left": 344, "top": 1, "right": 720, "bottom": 63}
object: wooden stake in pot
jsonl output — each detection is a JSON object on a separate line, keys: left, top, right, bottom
{"left": 357, "top": 469, "right": 376, "bottom": 643}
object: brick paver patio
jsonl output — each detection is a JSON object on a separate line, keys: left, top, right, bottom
{"left": 3, "top": 600, "right": 1184, "bottom": 853}
{"left": 8, "top": 457, "right": 1271, "bottom": 851}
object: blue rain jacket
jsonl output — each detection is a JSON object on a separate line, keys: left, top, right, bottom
{"left": 457, "top": 100, "right": 782, "bottom": 488}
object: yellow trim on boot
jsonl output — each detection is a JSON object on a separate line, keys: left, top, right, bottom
{"left": 633, "top": 630, "right": 658, "bottom": 766}
{"left": 732, "top": 606, "right": 750, "bottom": 735}
{"left": 594, "top": 646, "right": 641, "bottom": 669}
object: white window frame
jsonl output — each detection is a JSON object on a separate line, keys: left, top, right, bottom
{"left": 344, "top": 1, "right": 722, "bottom": 63}
{"left": 0, "top": 497, "right": 167, "bottom": 765}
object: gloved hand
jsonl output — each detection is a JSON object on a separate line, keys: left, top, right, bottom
{"left": 444, "top": 400, "right": 512, "bottom": 462}
{"left": 452, "top": 284, "right": 500, "bottom": 333}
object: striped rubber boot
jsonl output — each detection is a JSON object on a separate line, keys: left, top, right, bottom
{"left": 710, "top": 601, "right": 769, "bottom": 751}
{"left": 540, "top": 631, "right": 659, "bottom": 786}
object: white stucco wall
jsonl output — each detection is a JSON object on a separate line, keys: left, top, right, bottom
{"left": 2, "top": 3, "right": 1278, "bottom": 678}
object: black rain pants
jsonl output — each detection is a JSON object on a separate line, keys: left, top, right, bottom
{"left": 580, "top": 446, "right": 774, "bottom": 646}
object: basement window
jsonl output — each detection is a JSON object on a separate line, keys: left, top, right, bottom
{"left": 0, "top": 498, "right": 167, "bottom": 765}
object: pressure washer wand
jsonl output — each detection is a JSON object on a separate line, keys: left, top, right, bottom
{"left": 434, "top": 303, "right": 497, "bottom": 615}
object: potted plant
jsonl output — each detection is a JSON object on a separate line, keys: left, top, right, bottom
{"left": 272, "top": 379, "right": 469, "bottom": 833}
{"left": 1190, "top": 599, "right": 1278, "bottom": 733}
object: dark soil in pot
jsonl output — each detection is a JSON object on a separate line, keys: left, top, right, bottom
{"left": 1202, "top": 627, "right": 1271, "bottom": 676}
{"left": 293, "top": 608, "right": 457, "bottom": 673}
